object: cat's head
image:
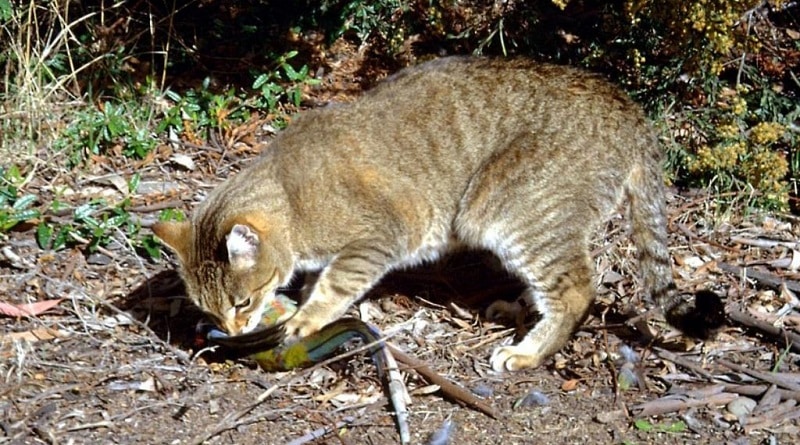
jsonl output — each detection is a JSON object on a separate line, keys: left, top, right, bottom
{"left": 152, "top": 217, "right": 289, "bottom": 335}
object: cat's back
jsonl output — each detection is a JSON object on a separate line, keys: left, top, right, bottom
{"left": 260, "top": 56, "right": 659, "bottom": 206}
{"left": 275, "top": 57, "right": 652, "bottom": 157}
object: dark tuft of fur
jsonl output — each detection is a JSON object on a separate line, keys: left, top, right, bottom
{"left": 664, "top": 290, "right": 725, "bottom": 339}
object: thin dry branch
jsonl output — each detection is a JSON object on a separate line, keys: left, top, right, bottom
{"left": 717, "top": 262, "right": 800, "bottom": 294}
{"left": 387, "top": 343, "right": 500, "bottom": 419}
{"left": 715, "top": 358, "right": 800, "bottom": 392}
{"left": 727, "top": 307, "right": 800, "bottom": 353}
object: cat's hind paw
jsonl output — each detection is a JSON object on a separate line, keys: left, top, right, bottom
{"left": 490, "top": 345, "right": 543, "bottom": 372}
{"left": 485, "top": 299, "right": 524, "bottom": 322}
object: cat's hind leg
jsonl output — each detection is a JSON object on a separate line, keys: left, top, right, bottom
{"left": 489, "top": 253, "right": 594, "bottom": 371}
{"left": 454, "top": 136, "right": 605, "bottom": 372}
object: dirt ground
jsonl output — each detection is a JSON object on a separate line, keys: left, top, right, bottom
{"left": 2, "top": 48, "right": 800, "bottom": 445}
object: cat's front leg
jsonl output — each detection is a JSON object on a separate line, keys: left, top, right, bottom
{"left": 283, "top": 239, "right": 397, "bottom": 342}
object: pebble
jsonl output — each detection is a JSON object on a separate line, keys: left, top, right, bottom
{"left": 471, "top": 384, "right": 493, "bottom": 398}
{"left": 726, "top": 396, "right": 757, "bottom": 418}
{"left": 595, "top": 409, "right": 626, "bottom": 424}
{"left": 87, "top": 253, "right": 112, "bottom": 265}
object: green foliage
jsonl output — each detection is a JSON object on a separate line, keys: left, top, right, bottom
{"left": 36, "top": 200, "right": 133, "bottom": 251}
{"left": 311, "top": 0, "right": 408, "bottom": 49}
{"left": 0, "top": 165, "right": 40, "bottom": 232}
{"left": 159, "top": 51, "right": 318, "bottom": 140}
{"left": 53, "top": 100, "right": 157, "bottom": 167}
{"left": 251, "top": 51, "right": 321, "bottom": 109}
{"left": 662, "top": 70, "right": 799, "bottom": 209}
{"left": 633, "top": 419, "right": 687, "bottom": 433}
{"left": 545, "top": 0, "right": 798, "bottom": 208}
{"left": 0, "top": 0, "right": 12, "bottom": 23}
{"left": 33, "top": 175, "right": 157, "bottom": 256}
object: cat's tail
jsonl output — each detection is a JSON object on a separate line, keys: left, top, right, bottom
{"left": 625, "top": 164, "right": 724, "bottom": 338}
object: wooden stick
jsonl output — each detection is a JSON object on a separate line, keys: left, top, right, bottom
{"left": 722, "top": 384, "right": 800, "bottom": 402}
{"left": 387, "top": 344, "right": 500, "bottom": 419}
{"left": 715, "top": 358, "right": 800, "bottom": 392}
{"left": 726, "top": 307, "right": 800, "bottom": 353}
{"left": 653, "top": 348, "right": 715, "bottom": 380}
{"left": 731, "top": 236, "right": 800, "bottom": 251}
{"left": 717, "top": 262, "right": 800, "bottom": 294}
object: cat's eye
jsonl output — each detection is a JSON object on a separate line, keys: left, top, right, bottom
{"left": 234, "top": 297, "right": 251, "bottom": 310}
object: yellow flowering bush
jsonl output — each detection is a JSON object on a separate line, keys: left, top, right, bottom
{"left": 542, "top": 0, "right": 796, "bottom": 207}
{"left": 749, "top": 122, "right": 785, "bottom": 146}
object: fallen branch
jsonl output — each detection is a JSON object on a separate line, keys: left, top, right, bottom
{"left": 717, "top": 262, "right": 800, "bottom": 294}
{"left": 726, "top": 307, "right": 800, "bottom": 353}
{"left": 654, "top": 348, "right": 715, "bottom": 380}
{"left": 379, "top": 344, "right": 410, "bottom": 444}
{"left": 731, "top": 236, "right": 800, "bottom": 251}
{"left": 722, "top": 384, "right": 800, "bottom": 403}
{"left": 715, "top": 358, "right": 800, "bottom": 392}
{"left": 632, "top": 390, "right": 738, "bottom": 417}
{"left": 743, "top": 403, "right": 800, "bottom": 433}
{"left": 388, "top": 343, "right": 500, "bottom": 419}
{"left": 129, "top": 199, "right": 185, "bottom": 213}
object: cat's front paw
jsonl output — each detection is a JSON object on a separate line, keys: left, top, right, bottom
{"left": 282, "top": 312, "right": 326, "bottom": 344}
{"left": 490, "top": 345, "right": 544, "bottom": 372}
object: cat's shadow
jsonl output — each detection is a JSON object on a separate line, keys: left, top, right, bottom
{"left": 121, "top": 249, "right": 646, "bottom": 361}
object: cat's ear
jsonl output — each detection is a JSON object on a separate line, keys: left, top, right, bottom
{"left": 152, "top": 221, "right": 192, "bottom": 261}
{"left": 226, "top": 224, "right": 259, "bottom": 270}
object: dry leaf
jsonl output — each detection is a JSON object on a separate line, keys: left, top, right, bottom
{"left": 1, "top": 327, "right": 67, "bottom": 343}
{"left": 561, "top": 379, "right": 580, "bottom": 392}
{"left": 0, "top": 299, "right": 62, "bottom": 317}
{"left": 170, "top": 153, "right": 196, "bottom": 171}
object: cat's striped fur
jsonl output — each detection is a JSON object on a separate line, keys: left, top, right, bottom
{"left": 153, "top": 57, "right": 721, "bottom": 371}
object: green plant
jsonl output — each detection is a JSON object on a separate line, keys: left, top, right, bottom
{"left": 37, "top": 200, "right": 127, "bottom": 251}
{"left": 36, "top": 175, "right": 143, "bottom": 252}
{"left": 0, "top": 0, "right": 12, "bottom": 22}
{"left": 314, "top": 0, "right": 408, "bottom": 51}
{"left": 159, "top": 51, "right": 319, "bottom": 140}
{"left": 53, "top": 100, "right": 158, "bottom": 167}
{"left": 0, "top": 165, "right": 40, "bottom": 232}
{"left": 633, "top": 419, "right": 687, "bottom": 433}
{"left": 251, "top": 51, "right": 321, "bottom": 109}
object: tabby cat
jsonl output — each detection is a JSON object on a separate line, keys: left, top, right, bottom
{"left": 153, "top": 57, "right": 721, "bottom": 372}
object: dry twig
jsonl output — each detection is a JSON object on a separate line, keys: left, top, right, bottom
{"left": 726, "top": 307, "right": 800, "bottom": 353}
{"left": 387, "top": 343, "right": 500, "bottom": 419}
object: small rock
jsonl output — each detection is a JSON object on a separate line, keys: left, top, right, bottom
{"left": 208, "top": 399, "right": 220, "bottom": 415}
{"left": 595, "top": 409, "right": 626, "bottom": 424}
{"left": 471, "top": 384, "right": 493, "bottom": 398}
{"left": 87, "top": 253, "right": 112, "bottom": 265}
{"left": 727, "top": 396, "right": 757, "bottom": 418}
